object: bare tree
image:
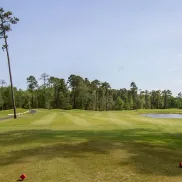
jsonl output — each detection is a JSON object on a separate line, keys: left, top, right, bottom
{"left": 0, "top": 7, "right": 19, "bottom": 118}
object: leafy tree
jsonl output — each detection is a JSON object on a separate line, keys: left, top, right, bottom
{"left": 0, "top": 93, "right": 3, "bottom": 110}
{"left": 27, "top": 76, "right": 38, "bottom": 108}
{"left": 40, "top": 73, "right": 49, "bottom": 108}
{"left": 0, "top": 79, "right": 6, "bottom": 110}
{"left": 91, "top": 79, "right": 101, "bottom": 110}
{"left": 162, "top": 90, "right": 172, "bottom": 109}
{"left": 115, "top": 96, "right": 124, "bottom": 110}
{"left": 68, "top": 74, "right": 84, "bottom": 109}
{"left": 130, "top": 82, "right": 138, "bottom": 109}
{"left": 177, "top": 92, "right": 182, "bottom": 108}
{"left": 101, "top": 82, "right": 111, "bottom": 110}
{"left": 137, "top": 90, "right": 145, "bottom": 109}
{"left": 144, "top": 90, "right": 151, "bottom": 109}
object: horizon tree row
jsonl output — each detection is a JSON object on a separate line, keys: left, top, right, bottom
{"left": 0, "top": 74, "right": 182, "bottom": 111}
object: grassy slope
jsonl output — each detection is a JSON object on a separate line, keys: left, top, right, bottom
{"left": 0, "top": 108, "right": 28, "bottom": 117}
{"left": 0, "top": 109, "right": 182, "bottom": 181}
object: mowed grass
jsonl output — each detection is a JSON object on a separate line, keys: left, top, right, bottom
{"left": 0, "top": 108, "right": 28, "bottom": 117}
{"left": 1, "top": 109, "right": 182, "bottom": 181}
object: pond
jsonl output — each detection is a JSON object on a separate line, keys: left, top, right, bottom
{"left": 141, "top": 114, "right": 182, "bottom": 118}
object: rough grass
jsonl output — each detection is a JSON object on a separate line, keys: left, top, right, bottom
{"left": 0, "top": 109, "right": 182, "bottom": 181}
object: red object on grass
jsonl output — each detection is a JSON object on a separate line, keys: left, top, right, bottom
{"left": 179, "top": 162, "right": 182, "bottom": 168}
{"left": 20, "top": 174, "right": 27, "bottom": 180}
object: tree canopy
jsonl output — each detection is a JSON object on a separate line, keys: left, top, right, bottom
{"left": 0, "top": 73, "right": 181, "bottom": 111}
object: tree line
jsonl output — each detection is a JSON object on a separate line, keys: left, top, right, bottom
{"left": 0, "top": 73, "right": 182, "bottom": 111}
{"left": 0, "top": 74, "right": 182, "bottom": 111}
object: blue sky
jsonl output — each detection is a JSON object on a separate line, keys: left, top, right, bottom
{"left": 1, "top": 0, "right": 182, "bottom": 95}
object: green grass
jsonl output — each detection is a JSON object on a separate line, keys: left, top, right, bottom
{"left": 0, "top": 109, "right": 182, "bottom": 181}
{"left": 137, "top": 108, "right": 182, "bottom": 114}
{"left": 0, "top": 108, "right": 28, "bottom": 117}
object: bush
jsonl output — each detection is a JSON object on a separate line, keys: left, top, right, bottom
{"left": 63, "top": 104, "right": 72, "bottom": 110}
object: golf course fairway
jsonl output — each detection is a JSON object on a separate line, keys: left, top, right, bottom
{"left": 0, "top": 109, "right": 182, "bottom": 182}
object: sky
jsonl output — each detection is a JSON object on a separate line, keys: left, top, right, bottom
{"left": 1, "top": 0, "right": 182, "bottom": 95}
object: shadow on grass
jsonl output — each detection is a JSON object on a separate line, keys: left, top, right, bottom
{"left": 0, "top": 128, "right": 182, "bottom": 176}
